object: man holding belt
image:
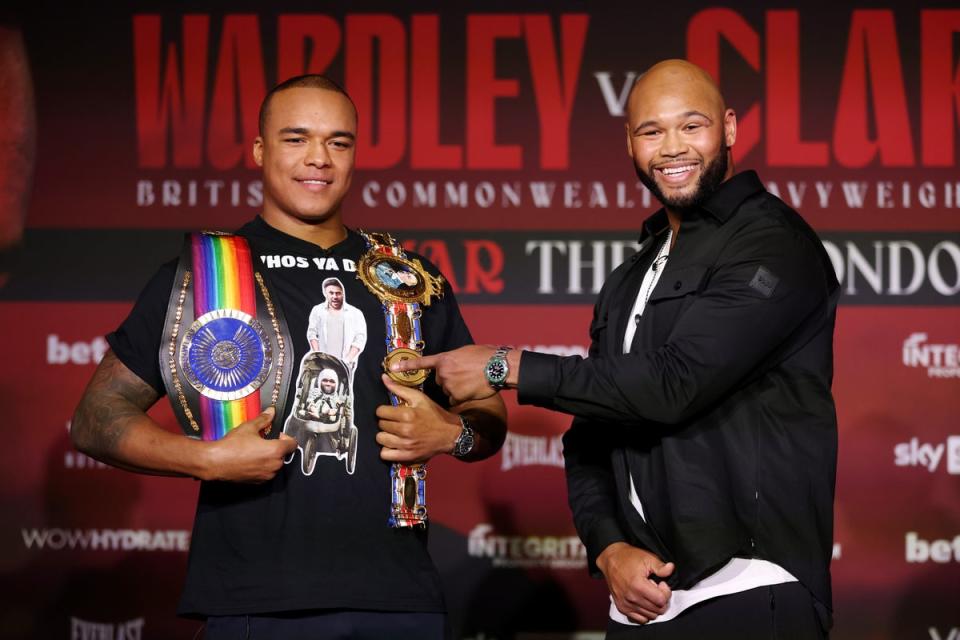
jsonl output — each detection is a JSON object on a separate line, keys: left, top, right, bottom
{"left": 72, "top": 75, "right": 506, "bottom": 639}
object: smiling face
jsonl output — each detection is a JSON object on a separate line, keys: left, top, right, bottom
{"left": 320, "top": 376, "right": 336, "bottom": 394}
{"left": 253, "top": 87, "right": 357, "bottom": 233}
{"left": 318, "top": 368, "right": 338, "bottom": 394}
{"left": 625, "top": 60, "right": 736, "bottom": 215}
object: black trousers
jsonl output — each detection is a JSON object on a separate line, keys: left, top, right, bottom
{"left": 201, "top": 610, "right": 447, "bottom": 640}
{"left": 606, "top": 583, "right": 829, "bottom": 640}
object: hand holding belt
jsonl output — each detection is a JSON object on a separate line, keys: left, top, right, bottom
{"left": 356, "top": 231, "right": 444, "bottom": 528}
{"left": 160, "top": 232, "right": 292, "bottom": 440}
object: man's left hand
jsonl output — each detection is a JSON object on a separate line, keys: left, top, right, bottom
{"left": 375, "top": 374, "right": 462, "bottom": 463}
{"left": 390, "top": 345, "right": 509, "bottom": 404}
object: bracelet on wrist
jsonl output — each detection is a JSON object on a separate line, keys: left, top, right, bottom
{"left": 483, "top": 346, "right": 513, "bottom": 391}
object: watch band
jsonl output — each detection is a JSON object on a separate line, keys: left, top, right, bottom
{"left": 356, "top": 230, "right": 445, "bottom": 528}
{"left": 452, "top": 414, "right": 475, "bottom": 459}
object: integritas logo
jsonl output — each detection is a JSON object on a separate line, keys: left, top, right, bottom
{"left": 22, "top": 529, "right": 190, "bottom": 552}
{"left": 501, "top": 433, "right": 564, "bottom": 471}
{"left": 70, "top": 617, "right": 144, "bottom": 640}
{"left": 905, "top": 532, "right": 960, "bottom": 563}
{"left": 903, "top": 333, "right": 960, "bottom": 378}
{"left": 468, "top": 524, "right": 586, "bottom": 569}
{"left": 894, "top": 436, "right": 960, "bottom": 473}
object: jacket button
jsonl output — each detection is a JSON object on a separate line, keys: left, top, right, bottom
{"left": 673, "top": 281, "right": 682, "bottom": 290}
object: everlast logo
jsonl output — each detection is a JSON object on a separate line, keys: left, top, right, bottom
{"left": 70, "top": 617, "right": 144, "bottom": 640}
{"left": 500, "top": 433, "right": 565, "bottom": 471}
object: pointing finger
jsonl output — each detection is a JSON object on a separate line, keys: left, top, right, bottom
{"left": 390, "top": 354, "right": 440, "bottom": 372}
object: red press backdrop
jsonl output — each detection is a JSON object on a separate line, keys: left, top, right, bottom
{"left": 0, "top": 3, "right": 958, "bottom": 639}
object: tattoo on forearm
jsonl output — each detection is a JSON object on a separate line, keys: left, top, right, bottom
{"left": 73, "top": 351, "right": 159, "bottom": 457}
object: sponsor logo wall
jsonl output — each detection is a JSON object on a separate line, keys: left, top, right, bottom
{"left": 0, "top": 3, "right": 957, "bottom": 638}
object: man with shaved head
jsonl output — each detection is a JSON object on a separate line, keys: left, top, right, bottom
{"left": 394, "top": 59, "right": 839, "bottom": 638}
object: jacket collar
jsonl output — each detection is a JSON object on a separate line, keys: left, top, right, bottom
{"left": 638, "top": 170, "right": 766, "bottom": 244}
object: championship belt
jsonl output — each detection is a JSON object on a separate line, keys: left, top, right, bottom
{"left": 160, "top": 232, "right": 293, "bottom": 440}
{"left": 356, "top": 231, "right": 445, "bottom": 528}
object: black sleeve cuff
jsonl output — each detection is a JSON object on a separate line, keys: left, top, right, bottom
{"left": 585, "top": 517, "right": 629, "bottom": 578}
{"left": 516, "top": 350, "right": 561, "bottom": 407}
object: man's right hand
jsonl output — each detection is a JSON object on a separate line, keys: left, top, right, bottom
{"left": 204, "top": 408, "right": 298, "bottom": 483}
{"left": 596, "top": 542, "right": 675, "bottom": 624}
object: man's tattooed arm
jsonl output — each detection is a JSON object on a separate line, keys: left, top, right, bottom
{"left": 71, "top": 350, "right": 190, "bottom": 476}
{"left": 72, "top": 351, "right": 158, "bottom": 461}
{"left": 72, "top": 350, "right": 298, "bottom": 483}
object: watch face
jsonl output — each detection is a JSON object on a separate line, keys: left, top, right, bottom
{"left": 485, "top": 358, "right": 508, "bottom": 385}
{"left": 455, "top": 430, "right": 475, "bottom": 457}
{"left": 454, "top": 416, "right": 475, "bottom": 458}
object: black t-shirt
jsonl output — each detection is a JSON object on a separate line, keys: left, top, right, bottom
{"left": 107, "top": 217, "right": 473, "bottom": 617}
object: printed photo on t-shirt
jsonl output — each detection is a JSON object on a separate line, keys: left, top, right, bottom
{"left": 283, "top": 277, "right": 367, "bottom": 475}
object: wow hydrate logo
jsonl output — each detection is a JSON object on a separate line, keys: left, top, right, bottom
{"left": 22, "top": 529, "right": 190, "bottom": 552}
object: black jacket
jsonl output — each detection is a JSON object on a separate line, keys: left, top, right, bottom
{"left": 518, "top": 171, "right": 839, "bottom": 616}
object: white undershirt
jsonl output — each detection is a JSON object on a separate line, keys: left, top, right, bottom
{"left": 609, "top": 476, "right": 798, "bottom": 625}
{"left": 612, "top": 234, "right": 797, "bottom": 626}
{"left": 622, "top": 230, "right": 672, "bottom": 353}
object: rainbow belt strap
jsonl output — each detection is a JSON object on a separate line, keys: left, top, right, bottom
{"left": 161, "top": 232, "right": 289, "bottom": 442}
{"left": 191, "top": 234, "right": 261, "bottom": 439}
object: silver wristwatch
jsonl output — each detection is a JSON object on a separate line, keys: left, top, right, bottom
{"left": 484, "top": 346, "right": 512, "bottom": 390}
{"left": 451, "top": 414, "right": 475, "bottom": 459}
